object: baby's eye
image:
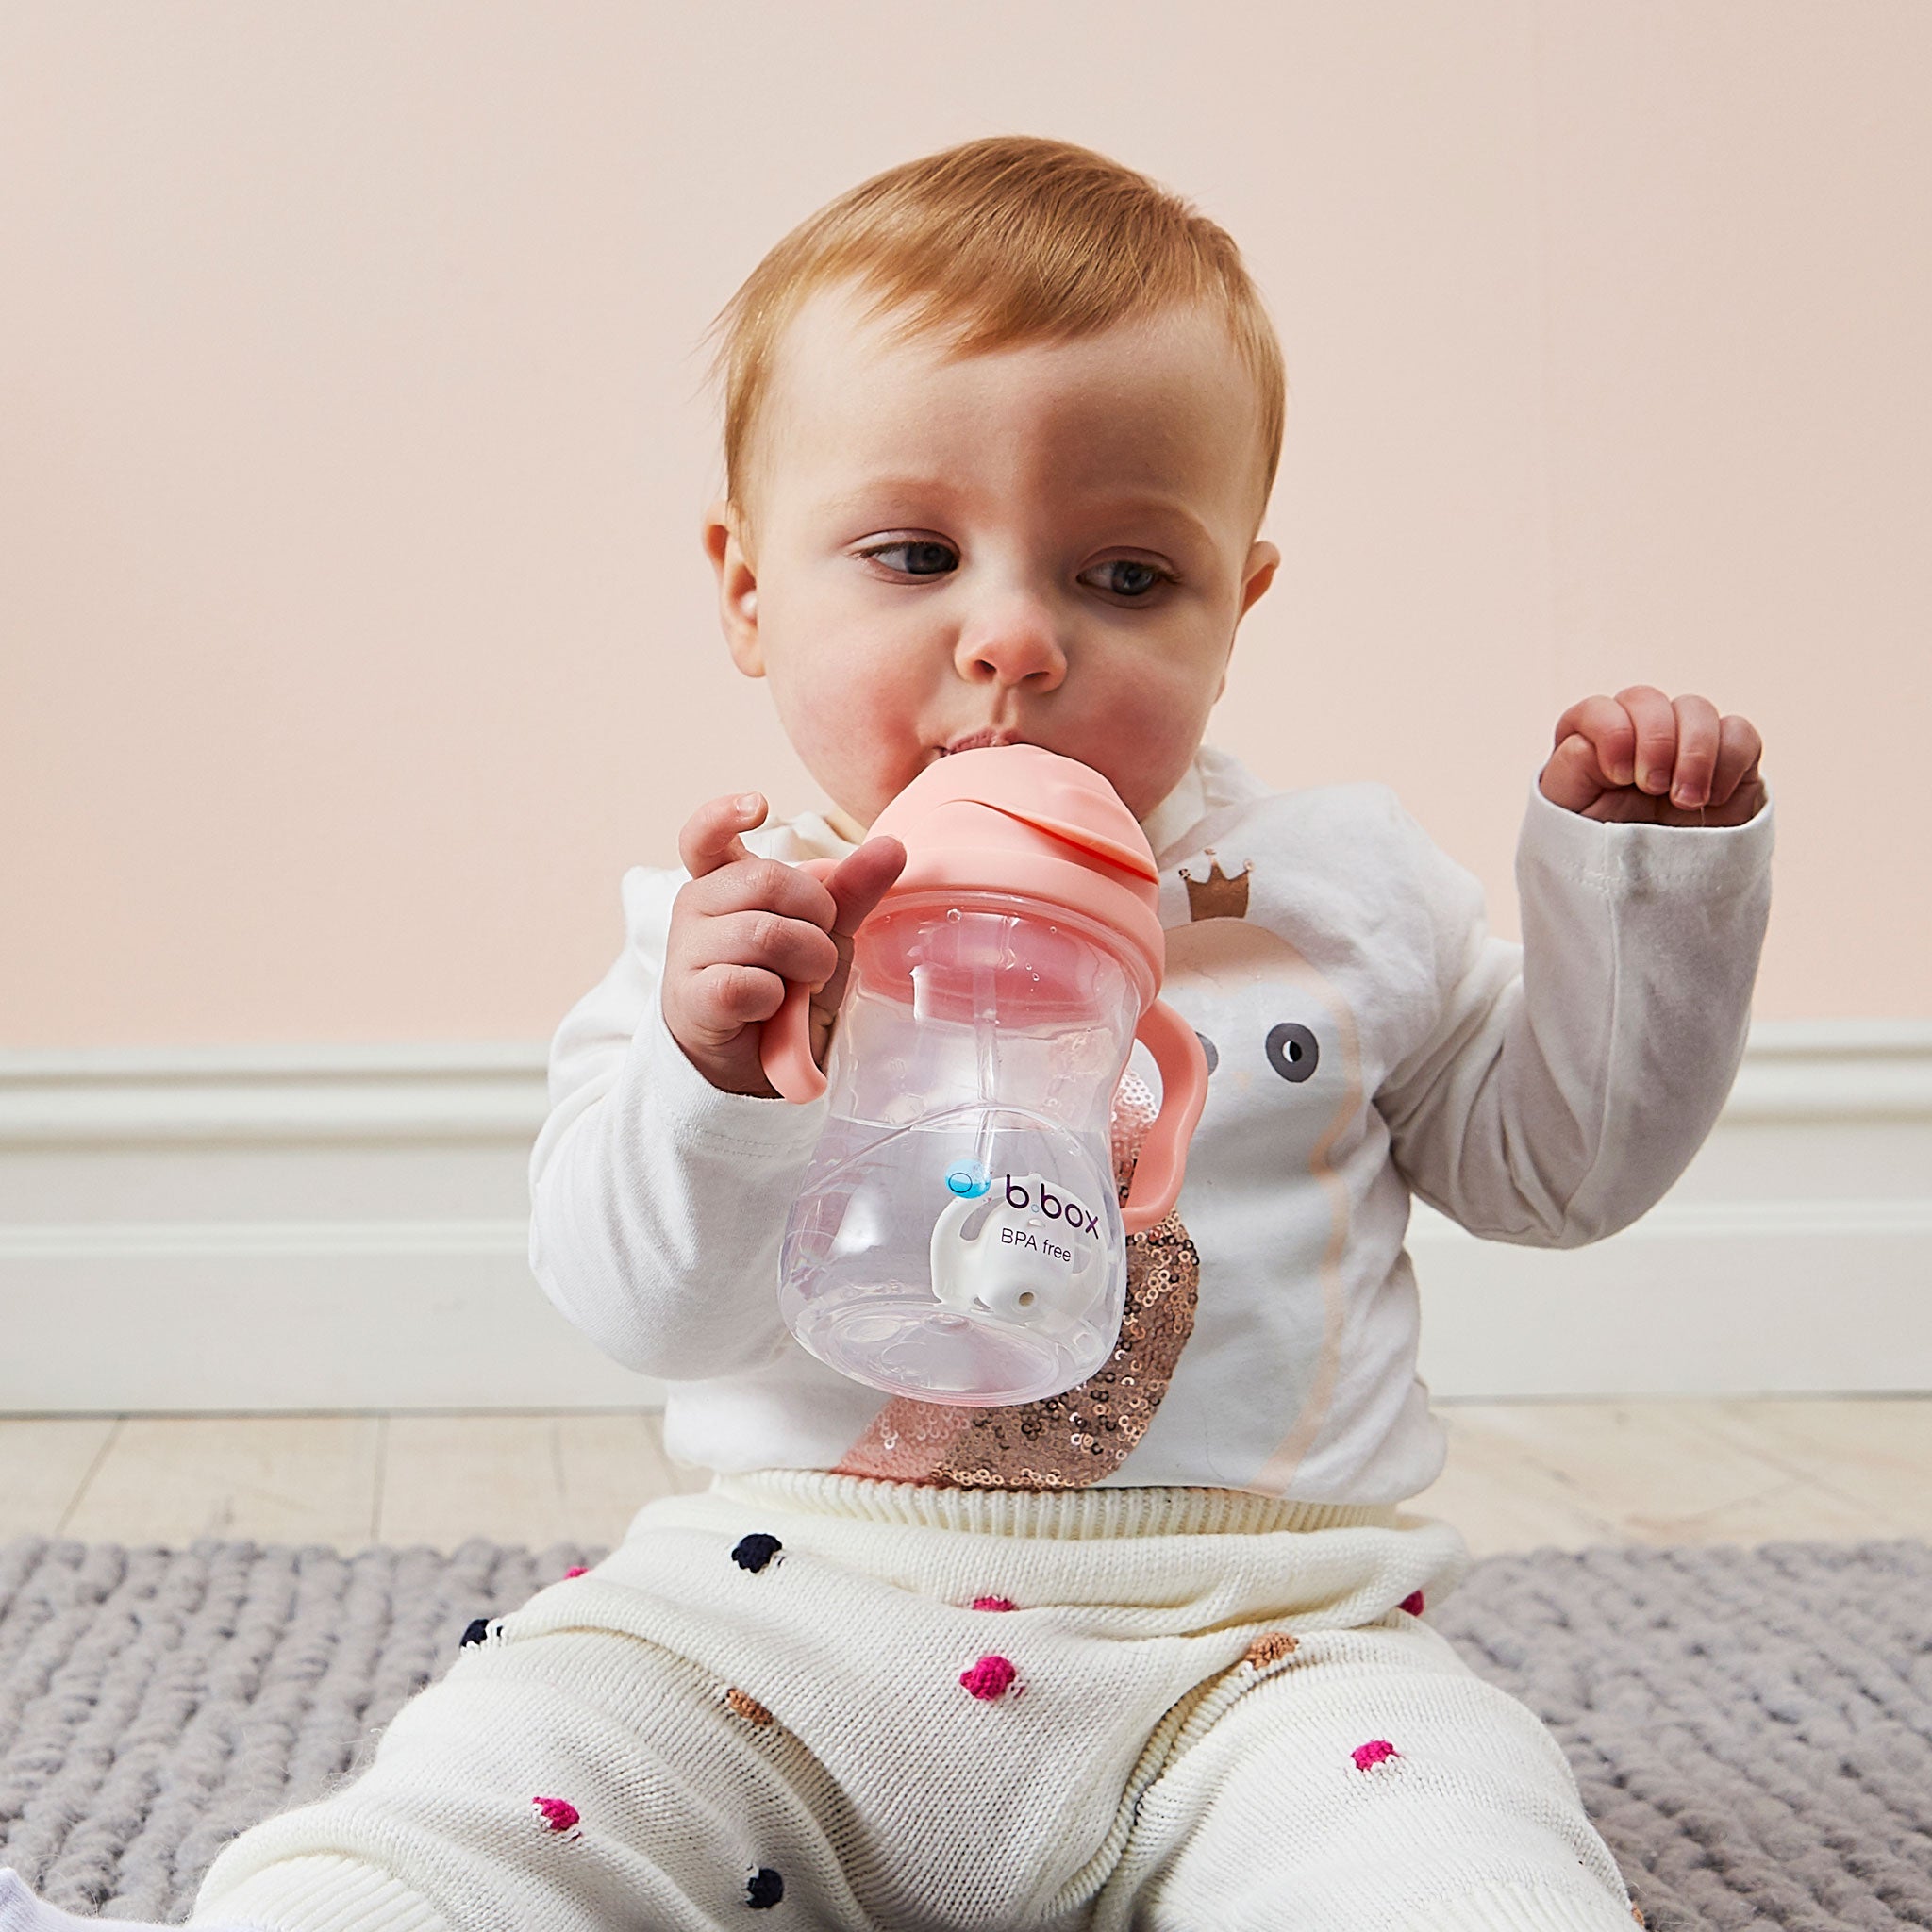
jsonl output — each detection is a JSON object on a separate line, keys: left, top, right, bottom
{"left": 858, "top": 540, "right": 957, "bottom": 577}
{"left": 1082, "top": 559, "right": 1173, "bottom": 600}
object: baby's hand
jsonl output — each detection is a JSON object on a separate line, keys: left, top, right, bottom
{"left": 663, "top": 792, "right": 906, "bottom": 1096}
{"left": 1540, "top": 686, "right": 1766, "bottom": 826}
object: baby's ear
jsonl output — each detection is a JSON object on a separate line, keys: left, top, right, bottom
{"left": 1239, "top": 539, "right": 1280, "bottom": 621}
{"left": 702, "top": 497, "right": 763, "bottom": 676}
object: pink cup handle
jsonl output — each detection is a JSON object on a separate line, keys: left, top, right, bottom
{"left": 762, "top": 978, "right": 824, "bottom": 1103}
{"left": 1120, "top": 999, "right": 1209, "bottom": 1234}
{"left": 759, "top": 858, "right": 839, "bottom": 1104}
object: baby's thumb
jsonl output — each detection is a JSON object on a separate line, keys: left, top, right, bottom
{"left": 825, "top": 837, "right": 907, "bottom": 941}
{"left": 804, "top": 838, "right": 906, "bottom": 1038}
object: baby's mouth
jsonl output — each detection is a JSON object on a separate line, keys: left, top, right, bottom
{"left": 937, "top": 728, "right": 1026, "bottom": 757}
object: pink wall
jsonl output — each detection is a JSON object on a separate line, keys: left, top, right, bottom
{"left": 4, "top": 3, "right": 1927, "bottom": 1047}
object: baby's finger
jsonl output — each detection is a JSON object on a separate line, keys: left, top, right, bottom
{"left": 1539, "top": 731, "right": 1615, "bottom": 813}
{"left": 679, "top": 856, "right": 840, "bottom": 928}
{"left": 1551, "top": 695, "right": 1635, "bottom": 786}
{"left": 679, "top": 792, "right": 768, "bottom": 880}
{"left": 1668, "top": 694, "right": 1722, "bottom": 808}
{"left": 703, "top": 909, "right": 841, "bottom": 992}
{"left": 1709, "top": 714, "right": 1765, "bottom": 808}
{"left": 682, "top": 961, "right": 788, "bottom": 1043}
{"left": 1615, "top": 686, "right": 1678, "bottom": 795}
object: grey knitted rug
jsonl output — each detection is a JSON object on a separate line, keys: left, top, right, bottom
{"left": 3, "top": 1537, "right": 1930, "bottom": 1929}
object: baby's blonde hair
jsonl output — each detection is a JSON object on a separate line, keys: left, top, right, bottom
{"left": 702, "top": 135, "right": 1286, "bottom": 541}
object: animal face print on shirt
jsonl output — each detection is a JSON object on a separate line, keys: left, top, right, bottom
{"left": 1158, "top": 855, "right": 1362, "bottom": 1495}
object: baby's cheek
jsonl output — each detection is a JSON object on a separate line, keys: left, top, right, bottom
{"left": 780, "top": 661, "right": 928, "bottom": 816}
{"left": 1078, "top": 677, "right": 1212, "bottom": 808}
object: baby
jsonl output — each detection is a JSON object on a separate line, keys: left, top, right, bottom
{"left": 5, "top": 136, "right": 1772, "bottom": 1932}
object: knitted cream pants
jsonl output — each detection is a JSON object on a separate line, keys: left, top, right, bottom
{"left": 192, "top": 1473, "right": 1636, "bottom": 1932}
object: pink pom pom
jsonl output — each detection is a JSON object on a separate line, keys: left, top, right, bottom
{"left": 1351, "top": 1740, "right": 1399, "bottom": 1772}
{"left": 1398, "top": 1590, "right": 1425, "bottom": 1617}
{"left": 959, "top": 1654, "right": 1017, "bottom": 1701}
{"left": 563, "top": 1566, "right": 589, "bottom": 1580}
{"left": 972, "top": 1595, "right": 1017, "bottom": 1612}
{"left": 532, "top": 1795, "right": 581, "bottom": 1834}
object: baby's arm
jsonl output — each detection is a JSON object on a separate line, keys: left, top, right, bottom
{"left": 1376, "top": 690, "right": 1773, "bottom": 1246}
{"left": 526, "top": 794, "right": 902, "bottom": 1381}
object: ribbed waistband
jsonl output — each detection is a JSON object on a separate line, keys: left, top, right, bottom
{"left": 709, "top": 1468, "right": 1399, "bottom": 1540}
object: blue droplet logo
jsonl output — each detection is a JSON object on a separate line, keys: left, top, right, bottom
{"left": 944, "top": 1160, "right": 991, "bottom": 1198}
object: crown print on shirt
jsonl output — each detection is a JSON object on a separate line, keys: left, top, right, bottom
{"left": 1181, "top": 853, "right": 1253, "bottom": 923}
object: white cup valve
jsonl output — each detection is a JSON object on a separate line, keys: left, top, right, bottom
{"left": 929, "top": 1169, "right": 1108, "bottom": 1337}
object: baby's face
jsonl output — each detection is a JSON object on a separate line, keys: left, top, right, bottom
{"left": 704, "top": 283, "right": 1279, "bottom": 826}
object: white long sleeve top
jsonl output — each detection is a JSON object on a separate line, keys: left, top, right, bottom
{"left": 528, "top": 744, "right": 1774, "bottom": 1503}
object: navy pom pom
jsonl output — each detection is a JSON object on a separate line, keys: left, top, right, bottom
{"left": 732, "top": 1533, "right": 783, "bottom": 1574}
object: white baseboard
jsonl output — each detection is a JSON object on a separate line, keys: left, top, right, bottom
{"left": 1, "top": 1022, "right": 1927, "bottom": 1410}
{"left": 0, "top": 1041, "right": 649, "bottom": 1411}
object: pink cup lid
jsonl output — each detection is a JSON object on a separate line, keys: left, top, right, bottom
{"left": 867, "top": 745, "right": 1167, "bottom": 998}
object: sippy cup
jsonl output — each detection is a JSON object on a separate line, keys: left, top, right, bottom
{"left": 759, "top": 745, "right": 1208, "bottom": 1407}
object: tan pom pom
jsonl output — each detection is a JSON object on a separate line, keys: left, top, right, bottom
{"left": 1241, "top": 1630, "right": 1299, "bottom": 1669}
{"left": 724, "top": 1687, "right": 775, "bottom": 1727}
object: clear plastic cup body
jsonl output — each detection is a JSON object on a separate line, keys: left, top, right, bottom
{"left": 778, "top": 891, "right": 1143, "bottom": 1405}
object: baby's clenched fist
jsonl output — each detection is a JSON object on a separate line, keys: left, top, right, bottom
{"left": 1540, "top": 687, "right": 1766, "bottom": 827}
{"left": 662, "top": 791, "right": 906, "bottom": 1096}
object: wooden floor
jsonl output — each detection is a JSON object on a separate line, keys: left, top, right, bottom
{"left": 3, "top": 1400, "right": 1928, "bottom": 1558}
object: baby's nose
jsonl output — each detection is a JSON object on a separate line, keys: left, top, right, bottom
{"left": 954, "top": 598, "right": 1068, "bottom": 689}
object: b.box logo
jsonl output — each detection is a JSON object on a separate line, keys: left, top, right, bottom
{"left": 1002, "top": 1174, "right": 1100, "bottom": 1239}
